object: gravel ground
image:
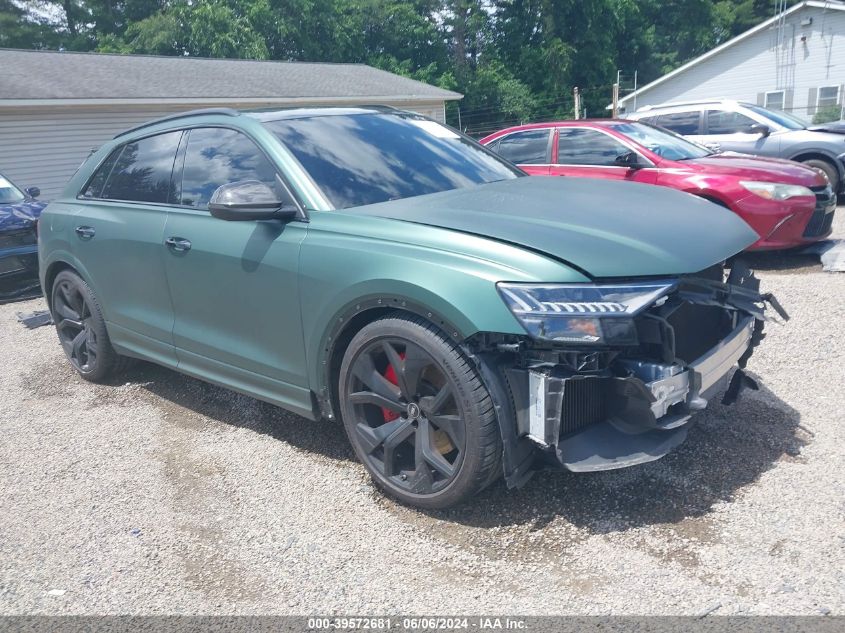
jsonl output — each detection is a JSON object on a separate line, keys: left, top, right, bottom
{"left": 1, "top": 212, "right": 843, "bottom": 616}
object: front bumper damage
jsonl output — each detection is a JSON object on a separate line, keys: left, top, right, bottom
{"left": 477, "top": 263, "right": 787, "bottom": 484}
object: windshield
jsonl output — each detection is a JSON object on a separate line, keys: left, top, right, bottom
{"left": 0, "top": 174, "right": 26, "bottom": 204}
{"left": 263, "top": 112, "right": 522, "bottom": 209}
{"left": 608, "top": 122, "right": 711, "bottom": 160}
{"left": 745, "top": 104, "right": 806, "bottom": 130}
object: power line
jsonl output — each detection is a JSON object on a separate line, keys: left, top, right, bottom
{"left": 456, "top": 84, "right": 617, "bottom": 119}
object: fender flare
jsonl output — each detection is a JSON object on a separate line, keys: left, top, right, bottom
{"left": 41, "top": 251, "right": 101, "bottom": 311}
{"left": 314, "top": 293, "right": 468, "bottom": 419}
{"left": 787, "top": 149, "right": 845, "bottom": 180}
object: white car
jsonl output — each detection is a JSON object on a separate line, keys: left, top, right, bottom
{"left": 626, "top": 99, "right": 845, "bottom": 194}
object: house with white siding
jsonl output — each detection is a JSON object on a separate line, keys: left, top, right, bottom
{"left": 0, "top": 49, "right": 462, "bottom": 199}
{"left": 618, "top": 0, "right": 845, "bottom": 121}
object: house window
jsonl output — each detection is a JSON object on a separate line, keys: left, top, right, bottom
{"left": 818, "top": 86, "right": 841, "bottom": 108}
{"left": 765, "top": 91, "right": 785, "bottom": 111}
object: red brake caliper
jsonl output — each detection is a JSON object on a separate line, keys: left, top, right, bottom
{"left": 381, "top": 354, "right": 404, "bottom": 422}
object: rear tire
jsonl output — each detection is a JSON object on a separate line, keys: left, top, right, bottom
{"left": 50, "top": 270, "right": 130, "bottom": 382}
{"left": 801, "top": 158, "right": 839, "bottom": 193}
{"left": 338, "top": 314, "right": 502, "bottom": 509}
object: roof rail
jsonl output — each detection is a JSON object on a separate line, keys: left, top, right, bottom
{"left": 113, "top": 107, "right": 240, "bottom": 139}
{"left": 636, "top": 98, "right": 739, "bottom": 112}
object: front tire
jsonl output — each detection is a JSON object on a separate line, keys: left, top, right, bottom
{"left": 338, "top": 315, "right": 502, "bottom": 509}
{"left": 50, "top": 270, "right": 129, "bottom": 382}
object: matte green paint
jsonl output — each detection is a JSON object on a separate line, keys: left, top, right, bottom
{"left": 297, "top": 210, "right": 580, "bottom": 392}
{"left": 342, "top": 177, "right": 760, "bottom": 278}
{"left": 39, "top": 110, "right": 755, "bottom": 421}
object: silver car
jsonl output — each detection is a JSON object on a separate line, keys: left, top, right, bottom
{"left": 627, "top": 99, "right": 845, "bottom": 195}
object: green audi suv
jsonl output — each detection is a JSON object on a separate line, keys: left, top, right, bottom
{"left": 38, "top": 107, "right": 783, "bottom": 509}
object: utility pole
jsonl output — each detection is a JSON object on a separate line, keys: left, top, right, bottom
{"left": 457, "top": 106, "right": 462, "bottom": 131}
{"left": 632, "top": 70, "right": 638, "bottom": 112}
{"left": 573, "top": 87, "right": 581, "bottom": 120}
{"left": 612, "top": 83, "right": 619, "bottom": 118}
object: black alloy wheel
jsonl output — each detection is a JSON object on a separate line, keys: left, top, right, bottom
{"left": 338, "top": 315, "right": 501, "bottom": 509}
{"left": 50, "top": 270, "right": 129, "bottom": 382}
{"left": 53, "top": 278, "right": 99, "bottom": 373}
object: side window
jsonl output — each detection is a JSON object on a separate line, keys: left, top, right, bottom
{"left": 100, "top": 131, "right": 182, "bottom": 203}
{"left": 638, "top": 116, "right": 661, "bottom": 126}
{"left": 706, "top": 110, "right": 756, "bottom": 134}
{"left": 656, "top": 111, "right": 701, "bottom": 135}
{"left": 495, "top": 129, "right": 550, "bottom": 165}
{"left": 81, "top": 149, "right": 122, "bottom": 199}
{"left": 179, "top": 127, "right": 281, "bottom": 209}
{"left": 556, "top": 128, "right": 630, "bottom": 166}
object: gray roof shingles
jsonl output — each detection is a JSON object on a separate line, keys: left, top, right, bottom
{"left": 0, "top": 49, "right": 462, "bottom": 101}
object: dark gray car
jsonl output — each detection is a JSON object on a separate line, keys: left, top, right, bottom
{"left": 627, "top": 100, "right": 845, "bottom": 194}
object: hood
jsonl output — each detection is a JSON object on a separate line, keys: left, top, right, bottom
{"left": 0, "top": 199, "right": 46, "bottom": 233}
{"left": 809, "top": 122, "right": 845, "bottom": 135}
{"left": 684, "top": 153, "right": 826, "bottom": 187}
{"left": 341, "top": 177, "right": 758, "bottom": 278}
{"left": 806, "top": 124, "right": 845, "bottom": 137}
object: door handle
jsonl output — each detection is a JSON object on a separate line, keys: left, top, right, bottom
{"left": 74, "top": 226, "right": 95, "bottom": 240}
{"left": 165, "top": 237, "right": 192, "bottom": 253}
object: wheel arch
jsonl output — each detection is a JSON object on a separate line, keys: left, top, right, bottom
{"left": 42, "top": 259, "right": 80, "bottom": 311}
{"left": 314, "top": 295, "right": 470, "bottom": 421}
{"left": 788, "top": 151, "right": 843, "bottom": 179}
{"left": 42, "top": 254, "right": 108, "bottom": 317}
{"left": 319, "top": 298, "right": 537, "bottom": 491}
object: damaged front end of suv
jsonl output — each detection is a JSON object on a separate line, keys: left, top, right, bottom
{"left": 470, "top": 261, "right": 788, "bottom": 485}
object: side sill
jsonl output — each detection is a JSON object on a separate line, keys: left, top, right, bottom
{"left": 176, "top": 347, "right": 319, "bottom": 421}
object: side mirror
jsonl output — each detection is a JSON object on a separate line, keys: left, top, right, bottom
{"left": 748, "top": 123, "right": 770, "bottom": 137}
{"left": 614, "top": 151, "right": 642, "bottom": 169}
{"left": 25, "top": 186, "right": 40, "bottom": 199}
{"left": 208, "top": 180, "right": 298, "bottom": 222}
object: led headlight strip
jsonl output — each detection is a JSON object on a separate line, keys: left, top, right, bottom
{"left": 498, "top": 280, "right": 677, "bottom": 344}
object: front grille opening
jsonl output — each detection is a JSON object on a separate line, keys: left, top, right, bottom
{"left": 803, "top": 208, "right": 835, "bottom": 238}
{"left": 0, "top": 228, "right": 37, "bottom": 250}
{"left": 667, "top": 303, "right": 732, "bottom": 363}
{"left": 805, "top": 187, "right": 836, "bottom": 238}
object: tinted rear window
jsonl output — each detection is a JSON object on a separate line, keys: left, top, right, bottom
{"left": 91, "top": 131, "right": 182, "bottom": 203}
{"left": 495, "top": 129, "right": 550, "bottom": 164}
{"left": 81, "top": 149, "right": 121, "bottom": 199}
{"left": 656, "top": 111, "right": 701, "bottom": 135}
{"left": 263, "top": 113, "right": 521, "bottom": 209}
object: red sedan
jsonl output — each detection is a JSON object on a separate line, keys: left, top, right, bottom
{"left": 480, "top": 120, "right": 836, "bottom": 250}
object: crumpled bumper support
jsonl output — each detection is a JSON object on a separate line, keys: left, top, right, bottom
{"left": 503, "top": 262, "right": 787, "bottom": 476}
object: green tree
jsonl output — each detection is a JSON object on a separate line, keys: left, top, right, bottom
{"left": 2, "top": 0, "right": 794, "bottom": 132}
{"left": 0, "top": 0, "right": 61, "bottom": 48}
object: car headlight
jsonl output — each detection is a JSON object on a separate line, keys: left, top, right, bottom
{"left": 740, "top": 181, "right": 814, "bottom": 201}
{"left": 497, "top": 281, "right": 677, "bottom": 345}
